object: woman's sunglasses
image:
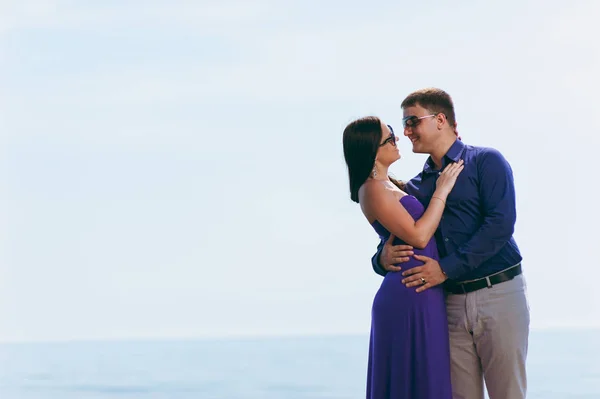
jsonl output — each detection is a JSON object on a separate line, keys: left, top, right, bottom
{"left": 380, "top": 125, "right": 397, "bottom": 147}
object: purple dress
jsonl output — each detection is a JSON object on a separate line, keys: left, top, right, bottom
{"left": 366, "top": 195, "right": 452, "bottom": 399}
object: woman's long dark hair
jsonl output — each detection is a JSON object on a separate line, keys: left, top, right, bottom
{"left": 342, "top": 116, "right": 405, "bottom": 203}
{"left": 343, "top": 116, "right": 381, "bottom": 203}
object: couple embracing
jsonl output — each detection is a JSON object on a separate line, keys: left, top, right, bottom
{"left": 342, "top": 88, "right": 530, "bottom": 399}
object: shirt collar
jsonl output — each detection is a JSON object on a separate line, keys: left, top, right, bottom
{"left": 423, "top": 139, "right": 466, "bottom": 174}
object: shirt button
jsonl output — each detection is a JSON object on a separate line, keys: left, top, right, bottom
{"left": 444, "top": 238, "right": 449, "bottom": 242}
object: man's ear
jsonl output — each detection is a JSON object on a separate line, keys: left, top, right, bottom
{"left": 437, "top": 113, "right": 447, "bottom": 130}
{"left": 453, "top": 122, "right": 461, "bottom": 140}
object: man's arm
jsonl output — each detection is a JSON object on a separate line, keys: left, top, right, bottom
{"left": 371, "top": 240, "right": 387, "bottom": 277}
{"left": 371, "top": 234, "right": 414, "bottom": 276}
{"left": 439, "top": 148, "right": 517, "bottom": 279}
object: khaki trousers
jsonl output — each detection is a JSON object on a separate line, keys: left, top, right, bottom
{"left": 446, "top": 274, "right": 530, "bottom": 399}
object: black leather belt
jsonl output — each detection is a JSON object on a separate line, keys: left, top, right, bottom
{"left": 445, "top": 264, "right": 522, "bottom": 295}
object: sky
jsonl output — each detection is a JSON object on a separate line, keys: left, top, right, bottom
{"left": 1, "top": 0, "right": 599, "bottom": 342}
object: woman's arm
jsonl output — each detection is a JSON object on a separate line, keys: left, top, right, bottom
{"left": 363, "top": 184, "right": 447, "bottom": 249}
{"left": 362, "top": 161, "right": 463, "bottom": 249}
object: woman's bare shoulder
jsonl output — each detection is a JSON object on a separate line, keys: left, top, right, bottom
{"left": 359, "top": 180, "right": 403, "bottom": 205}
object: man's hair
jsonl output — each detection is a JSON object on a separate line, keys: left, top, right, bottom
{"left": 401, "top": 88, "right": 456, "bottom": 128}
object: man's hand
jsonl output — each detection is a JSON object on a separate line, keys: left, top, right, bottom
{"left": 401, "top": 255, "right": 447, "bottom": 292}
{"left": 380, "top": 234, "right": 414, "bottom": 272}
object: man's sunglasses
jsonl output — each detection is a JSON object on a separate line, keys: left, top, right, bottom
{"left": 402, "top": 114, "right": 437, "bottom": 128}
{"left": 380, "top": 125, "right": 397, "bottom": 147}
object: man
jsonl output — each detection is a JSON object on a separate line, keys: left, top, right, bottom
{"left": 371, "top": 88, "right": 530, "bottom": 399}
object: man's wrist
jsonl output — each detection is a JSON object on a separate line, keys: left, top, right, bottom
{"left": 439, "top": 264, "right": 449, "bottom": 281}
{"left": 439, "top": 256, "right": 461, "bottom": 280}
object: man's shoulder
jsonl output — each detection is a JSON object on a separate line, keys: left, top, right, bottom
{"left": 463, "top": 144, "right": 508, "bottom": 162}
{"left": 463, "top": 143, "right": 513, "bottom": 177}
{"left": 464, "top": 143, "right": 501, "bottom": 154}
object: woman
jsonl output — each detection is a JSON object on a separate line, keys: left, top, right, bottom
{"left": 342, "top": 116, "right": 463, "bottom": 399}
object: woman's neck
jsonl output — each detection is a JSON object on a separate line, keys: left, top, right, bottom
{"left": 371, "top": 165, "right": 389, "bottom": 180}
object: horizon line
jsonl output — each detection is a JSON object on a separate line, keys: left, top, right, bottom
{"left": 1, "top": 325, "right": 599, "bottom": 345}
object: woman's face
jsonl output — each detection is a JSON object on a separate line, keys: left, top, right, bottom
{"left": 376, "top": 122, "right": 401, "bottom": 165}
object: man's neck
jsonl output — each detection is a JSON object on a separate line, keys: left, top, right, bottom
{"left": 429, "top": 136, "right": 458, "bottom": 170}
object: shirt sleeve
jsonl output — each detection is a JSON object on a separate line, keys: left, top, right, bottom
{"left": 371, "top": 239, "right": 387, "bottom": 276}
{"left": 439, "top": 148, "right": 517, "bottom": 279}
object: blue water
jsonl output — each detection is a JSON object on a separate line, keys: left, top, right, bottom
{"left": 0, "top": 330, "right": 597, "bottom": 398}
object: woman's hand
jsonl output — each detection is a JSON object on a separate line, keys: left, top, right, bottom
{"left": 435, "top": 160, "right": 464, "bottom": 196}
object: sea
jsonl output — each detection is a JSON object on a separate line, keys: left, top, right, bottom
{"left": 0, "top": 329, "right": 598, "bottom": 399}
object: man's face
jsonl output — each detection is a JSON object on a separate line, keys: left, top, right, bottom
{"left": 402, "top": 104, "right": 439, "bottom": 154}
